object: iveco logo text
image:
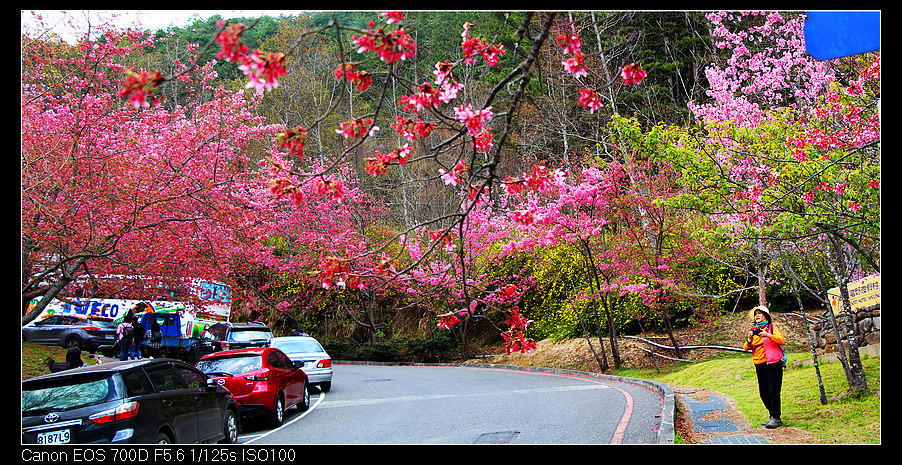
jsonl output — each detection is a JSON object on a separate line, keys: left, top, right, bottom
{"left": 43, "top": 413, "right": 60, "bottom": 423}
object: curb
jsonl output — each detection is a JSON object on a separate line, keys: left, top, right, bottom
{"left": 336, "top": 360, "right": 675, "bottom": 445}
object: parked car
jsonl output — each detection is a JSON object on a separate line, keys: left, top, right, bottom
{"left": 195, "top": 322, "right": 274, "bottom": 359}
{"left": 22, "top": 314, "right": 117, "bottom": 354}
{"left": 22, "top": 358, "right": 240, "bottom": 444}
{"left": 195, "top": 348, "right": 308, "bottom": 428}
{"left": 269, "top": 336, "right": 333, "bottom": 392}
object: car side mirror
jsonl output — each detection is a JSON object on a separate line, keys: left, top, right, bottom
{"left": 206, "top": 378, "right": 219, "bottom": 390}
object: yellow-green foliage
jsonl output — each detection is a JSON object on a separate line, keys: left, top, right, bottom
{"left": 520, "top": 245, "right": 587, "bottom": 340}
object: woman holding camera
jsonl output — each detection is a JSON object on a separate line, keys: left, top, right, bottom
{"left": 743, "top": 305, "right": 786, "bottom": 429}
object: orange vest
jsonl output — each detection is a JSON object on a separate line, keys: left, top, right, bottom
{"left": 743, "top": 324, "right": 785, "bottom": 365}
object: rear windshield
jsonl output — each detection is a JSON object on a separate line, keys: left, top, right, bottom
{"left": 196, "top": 355, "right": 262, "bottom": 376}
{"left": 272, "top": 339, "right": 325, "bottom": 354}
{"left": 87, "top": 318, "right": 116, "bottom": 329}
{"left": 228, "top": 328, "right": 273, "bottom": 343}
{"left": 22, "top": 375, "right": 116, "bottom": 414}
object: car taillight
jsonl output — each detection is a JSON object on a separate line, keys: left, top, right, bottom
{"left": 89, "top": 401, "right": 139, "bottom": 423}
{"left": 221, "top": 341, "right": 230, "bottom": 350}
{"left": 317, "top": 359, "right": 332, "bottom": 368}
{"left": 244, "top": 369, "right": 270, "bottom": 381}
{"left": 83, "top": 326, "right": 101, "bottom": 331}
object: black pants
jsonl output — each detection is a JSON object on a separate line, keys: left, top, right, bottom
{"left": 755, "top": 362, "right": 783, "bottom": 419}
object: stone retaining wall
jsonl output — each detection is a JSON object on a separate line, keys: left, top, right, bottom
{"left": 807, "top": 304, "right": 880, "bottom": 355}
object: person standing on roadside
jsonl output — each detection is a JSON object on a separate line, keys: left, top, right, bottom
{"left": 117, "top": 318, "right": 134, "bottom": 361}
{"left": 743, "top": 305, "right": 786, "bottom": 429}
{"left": 145, "top": 321, "right": 163, "bottom": 358}
{"left": 129, "top": 315, "right": 145, "bottom": 360}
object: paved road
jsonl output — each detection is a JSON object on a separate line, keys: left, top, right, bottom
{"left": 239, "top": 364, "right": 664, "bottom": 445}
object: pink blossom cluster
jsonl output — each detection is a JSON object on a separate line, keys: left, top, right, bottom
{"left": 461, "top": 21, "right": 506, "bottom": 66}
{"left": 381, "top": 11, "right": 405, "bottom": 24}
{"left": 577, "top": 88, "right": 603, "bottom": 114}
{"left": 117, "top": 70, "right": 164, "bottom": 108}
{"left": 335, "top": 118, "right": 377, "bottom": 139}
{"left": 334, "top": 63, "right": 372, "bottom": 92}
{"left": 502, "top": 164, "right": 565, "bottom": 197}
{"left": 453, "top": 104, "right": 495, "bottom": 153}
{"left": 214, "top": 20, "right": 249, "bottom": 62}
{"left": 620, "top": 63, "right": 647, "bottom": 85}
{"left": 439, "top": 160, "right": 468, "bottom": 186}
{"left": 502, "top": 306, "right": 536, "bottom": 354}
{"left": 213, "top": 21, "right": 288, "bottom": 94}
{"left": 238, "top": 51, "right": 288, "bottom": 94}
{"left": 351, "top": 21, "right": 416, "bottom": 63}
{"left": 318, "top": 257, "right": 361, "bottom": 289}
{"left": 454, "top": 104, "right": 493, "bottom": 137}
{"left": 314, "top": 176, "right": 348, "bottom": 203}
{"left": 437, "top": 313, "right": 460, "bottom": 329}
{"left": 398, "top": 61, "right": 464, "bottom": 112}
{"left": 276, "top": 126, "right": 308, "bottom": 157}
{"left": 429, "top": 228, "right": 456, "bottom": 252}
{"left": 556, "top": 33, "right": 587, "bottom": 78}
{"left": 365, "top": 144, "right": 411, "bottom": 177}
{"left": 689, "top": 11, "right": 834, "bottom": 127}
{"left": 391, "top": 115, "right": 436, "bottom": 142}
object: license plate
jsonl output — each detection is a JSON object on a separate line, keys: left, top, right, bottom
{"left": 105, "top": 334, "right": 114, "bottom": 340}
{"left": 37, "top": 429, "right": 70, "bottom": 444}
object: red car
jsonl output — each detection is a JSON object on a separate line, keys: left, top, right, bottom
{"left": 195, "top": 348, "right": 309, "bottom": 428}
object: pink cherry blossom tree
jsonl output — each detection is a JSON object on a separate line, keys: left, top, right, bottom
{"left": 21, "top": 28, "right": 282, "bottom": 324}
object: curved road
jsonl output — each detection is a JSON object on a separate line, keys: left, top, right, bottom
{"left": 239, "top": 364, "right": 665, "bottom": 445}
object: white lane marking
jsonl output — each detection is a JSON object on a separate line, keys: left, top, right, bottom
{"left": 317, "top": 384, "right": 609, "bottom": 409}
{"left": 243, "top": 391, "right": 325, "bottom": 444}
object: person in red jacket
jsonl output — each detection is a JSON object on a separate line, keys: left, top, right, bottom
{"left": 743, "top": 305, "right": 786, "bottom": 429}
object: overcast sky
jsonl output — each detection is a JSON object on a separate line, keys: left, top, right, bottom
{"left": 22, "top": 10, "right": 299, "bottom": 43}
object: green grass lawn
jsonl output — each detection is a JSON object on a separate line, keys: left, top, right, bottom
{"left": 616, "top": 351, "right": 881, "bottom": 444}
{"left": 21, "top": 341, "right": 97, "bottom": 380}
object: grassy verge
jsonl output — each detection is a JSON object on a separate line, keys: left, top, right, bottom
{"left": 615, "top": 351, "right": 881, "bottom": 444}
{"left": 21, "top": 342, "right": 97, "bottom": 380}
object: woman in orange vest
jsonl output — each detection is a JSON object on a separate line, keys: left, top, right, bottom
{"left": 743, "top": 305, "right": 786, "bottom": 429}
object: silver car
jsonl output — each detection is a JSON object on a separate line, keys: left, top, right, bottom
{"left": 22, "top": 314, "right": 118, "bottom": 354}
{"left": 269, "top": 336, "right": 332, "bottom": 392}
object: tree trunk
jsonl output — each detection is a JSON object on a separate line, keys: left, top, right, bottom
{"left": 574, "top": 300, "right": 607, "bottom": 371}
{"left": 824, "top": 235, "right": 869, "bottom": 392}
{"left": 22, "top": 255, "right": 88, "bottom": 326}
{"left": 788, "top": 300, "right": 828, "bottom": 405}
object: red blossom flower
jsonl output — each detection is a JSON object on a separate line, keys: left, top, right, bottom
{"left": 577, "top": 88, "right": 602, "bottom": 113}
{"left": 239, "top": 50, "right": 288, "bottom": 93}
{"left": 621, "top": 62, "right": 647, "bottom": 85}
{"left": 276, "top": 126, "right": 308, "bottom": 157}
{"left": 336, "top": 118, "right": 377, "bottom": 138}
{"left": 118, "top": 70, "right": 164, "bottom": 108}
{"left": 334, "top": 63, "right": 373, "bottom": 92}
{"left": 215, "top": 20, "right": 249, "bottom": 62}
{"left": 352, "top": 26, "right": 416, "bottom": 63}
{"left": 437, "top": 314, "right": 460, "bottom": 329}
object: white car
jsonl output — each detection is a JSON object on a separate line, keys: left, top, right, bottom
{"left": 269, "top": 336, "right": 333, "bottom": 392}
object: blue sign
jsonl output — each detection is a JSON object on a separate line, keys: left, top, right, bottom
{"left": 804, "top": 11, "right": 880, "bottom": 60}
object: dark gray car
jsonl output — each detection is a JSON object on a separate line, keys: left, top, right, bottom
{"left": 22, "top": 314, "right": 118, "bottom": 353}
{"left": 22, "top": 358, "right": 240, "bottom": 444}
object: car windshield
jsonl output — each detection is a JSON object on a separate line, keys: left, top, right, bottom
{"left": 272, "top": 339, "right": 325, "bottom": 354}
{"left": 22, "top": 374, "right": 115, "bottom": 414}
{"left": 196, "top": 355, "right": 262, "bottom": 376}
{"left": 228, "top": 329, "right": 273, "bottom": 343}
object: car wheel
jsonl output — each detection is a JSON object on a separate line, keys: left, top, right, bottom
{"left": 219, "top": 409, "right": 239, "bottom": 444}
{"left": 268, "top": 394, "right": 284, "bottom": 428}
{"left": 64, "top": 337, "right": 82, "bottom": 350}
{"left": 156, "top": 432, "right": 172, "bottom": 444}
{"left": 319, "top": 381, "right": 332, "bottom": 393}
{"left": 298, "top": 383, "right": 310, "bottom": 412}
